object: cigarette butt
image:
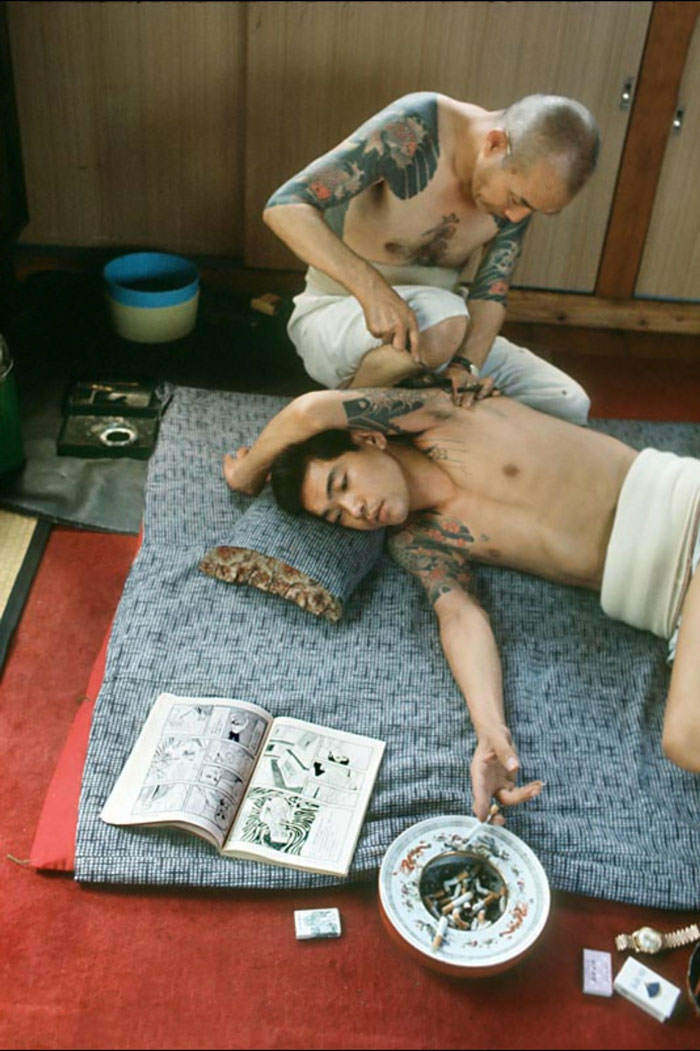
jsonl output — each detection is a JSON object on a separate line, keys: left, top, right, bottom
{"left": 441, "top": 890, "right": 472, "bottom": 914}
{"left": 432, "top": 915, "right": 448, "bottom": 951}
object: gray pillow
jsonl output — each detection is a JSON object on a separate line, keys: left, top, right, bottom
{"left": 198, "top": 486, "right": 385, "bottom": 621}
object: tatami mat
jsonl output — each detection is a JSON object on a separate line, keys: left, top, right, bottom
{"left": 0, "top": 509, "right": 38, "bottom": 618}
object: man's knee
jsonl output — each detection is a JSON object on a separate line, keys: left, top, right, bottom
{"left": 559, "top": 382, "right": 591, "bottom": 426}
{"left": 662, "top": 708, "right": 700, "bottom": 772}
{"left": 419, "top": 316, "right": 468, "bottom": 371}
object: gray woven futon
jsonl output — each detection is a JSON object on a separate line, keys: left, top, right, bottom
{"left": 75, "top": 387, "right": 700, "bottom": 907}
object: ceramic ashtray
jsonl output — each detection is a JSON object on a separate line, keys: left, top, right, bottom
{"left": 379, "top": 815, "right": 551, "bottom": 978}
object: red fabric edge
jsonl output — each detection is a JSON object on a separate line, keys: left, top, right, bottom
{"left": 28, "top": 694, "right": 97, "bottom": 871}
{"left": 29, "top": 527, "right": 143, "bottom": 872}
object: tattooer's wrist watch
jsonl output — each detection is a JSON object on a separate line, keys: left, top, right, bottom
{"left": 614, "top": 923, "right": 700, "bottom": 954}
{"left": 451, "top": 354, "right": 480, "bottom": 379}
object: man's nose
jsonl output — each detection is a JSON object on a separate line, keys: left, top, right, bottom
{"left": 504, "top": 204, "right": 532, "bottom": 223}
{"left": 341, "top": 493, "right": 366, "bottom": 519}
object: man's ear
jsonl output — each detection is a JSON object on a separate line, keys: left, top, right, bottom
{"left": 349, "top": 429, "right": 388, "bottom": 450}
{"left": 484, "top": 127, "right": 509, "bottom": 159}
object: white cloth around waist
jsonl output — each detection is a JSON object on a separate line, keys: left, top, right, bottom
{"left": 304, "top": 262, "right": 462, "bottom": 298}
{"left": 601, "top": 448, "right": 700, "bottom": 639}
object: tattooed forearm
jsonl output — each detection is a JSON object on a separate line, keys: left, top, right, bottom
{"left": 265, "top": 93, "right": 440, "bottom": 213}
{"left": 343, "top": 393, "right": 425, "bottom": 433}
{"left": 469, "top": 215, "right": 531, "bottom": 304}
{"left": 342, "top": 389, "right": 452, "bottom": 434}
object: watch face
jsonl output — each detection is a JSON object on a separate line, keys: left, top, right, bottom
{"left": 637, "top": 927, "right": 663, "bottom": 953}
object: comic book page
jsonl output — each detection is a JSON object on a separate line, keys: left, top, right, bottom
{"left": 100, "top": 693, "right": 273, "bottom": 848}
{"left": 222, "top": 717, "right": 386, "bottom": 876}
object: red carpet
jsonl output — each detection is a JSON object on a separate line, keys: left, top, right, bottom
{"left": 2, "top": 357, "right": 700, "bottom": 1050}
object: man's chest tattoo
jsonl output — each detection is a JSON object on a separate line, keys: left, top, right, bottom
{"left": 424, "top": 439, "right": 470, "bottom": 479}
{"left": 415, "top": 213, "right": 460, "bottom": 265}
{"left": 387, "top": 213, "right": 461, "bottom": 266}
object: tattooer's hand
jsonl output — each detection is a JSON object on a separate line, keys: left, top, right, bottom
{"left": 222, "top": 447, "right": 268, "bottom": 496}
{"left": 362, "top": 285, "right": 421, "bottom": 363}
{"left": 445, "top": 362, "right": 498, "bottom": 408}
{"left": 470, "top": 729, "right": 544, "bottom": 823}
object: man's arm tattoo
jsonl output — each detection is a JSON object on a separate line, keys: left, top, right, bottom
{"left": 388, "top": 514, "right": 474, "bottom": 606}
{"left": 341, "top": 389, "right": 451, "bottom": 434}
{"left": 265, "top": 93, "right": 440, "bottom": 217}
{"left": 468, "top": 215, "right": 531, "bottom": 305}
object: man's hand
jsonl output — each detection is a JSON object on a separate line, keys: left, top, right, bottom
{"left": 222, "top": 447, "right": 268, "bottom": 496}
{"left": 445, "top": 360, "right": 498, "bottom": 408}
{"left": 470, "top": 728, "right": 543, "bottom": 822}
{"left": 362, "top": 284, "right": 421, "bottom": 362}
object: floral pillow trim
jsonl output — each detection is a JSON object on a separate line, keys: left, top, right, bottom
{"left": 199, "top": 546, "right": 342, "bottom": 622}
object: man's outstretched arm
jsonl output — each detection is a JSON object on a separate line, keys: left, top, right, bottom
{"left": 223, "top": 387, "right": 455, "bottom": 495}
{"left": 388, "top": 514, "right": 543, "bottom": 820}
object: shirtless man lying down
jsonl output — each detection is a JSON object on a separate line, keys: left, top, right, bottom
{"left": 223, "top": 388, "right": 700, "bottom": 820}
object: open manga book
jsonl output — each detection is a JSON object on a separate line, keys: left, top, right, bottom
{"left": 101, "top": 692, "right": 386, "bottom": 877}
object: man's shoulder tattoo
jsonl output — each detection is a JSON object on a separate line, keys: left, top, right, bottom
{"left": 265, "top": 94, "right": 440, "bottom": 212}
{"left": 388, "top": 512, "right": 474, "bottom": 605}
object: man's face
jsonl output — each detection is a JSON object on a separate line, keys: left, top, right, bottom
{"left": 472, "top": 135, "right": 572, "bottom": 224}
{"left": 301, "top": 446, "right": 411, "bottom": 531}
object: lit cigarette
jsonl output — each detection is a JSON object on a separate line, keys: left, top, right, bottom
{"left": 461, "top": 802, "right": 500, "bottom": 852}
{"left": 432, "top": 915, "right": 449, "bottom": 951}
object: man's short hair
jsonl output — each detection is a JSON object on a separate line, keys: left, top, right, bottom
{"left": 502, "top": 94, "right": 600, "bottom": 195}
{"left": 271, "top": 430, "right": 357, "bottom": 515}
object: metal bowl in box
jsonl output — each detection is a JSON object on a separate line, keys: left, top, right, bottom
{"left": 379, "top": 815, "right": 550, "bottom": 978}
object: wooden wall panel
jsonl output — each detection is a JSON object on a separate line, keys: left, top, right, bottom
{"left": 7, "top": 1, "right": 246, "bottom": 255}
{"left": 244, "top": 1, "right": 651, "bottom": 292}
{"left": 636, "top": 9, "right": 700, "bottom": 301}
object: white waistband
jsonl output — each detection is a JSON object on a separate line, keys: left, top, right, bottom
{"left": 305, "top": 263, "right": 461, "bottom": 297}
{"left": 601, "top": 448, "right": 700, "bottom": 638}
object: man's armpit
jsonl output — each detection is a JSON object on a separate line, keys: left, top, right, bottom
{"left": 388, "top": 519, "right": 472, "bottom": 606}
{"left": 469, "top": 215, "right": 531, "bottom": 304}
{"left": 265, "top": 93, "right": 440, "bottom": 212}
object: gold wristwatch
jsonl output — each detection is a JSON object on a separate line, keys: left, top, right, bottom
{"left": 615, "top": 923, "right": 700, "bottom": 954}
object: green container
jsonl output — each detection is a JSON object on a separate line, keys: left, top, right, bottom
{"left": 0, "top": 336, "right": 24, "bottom": 474}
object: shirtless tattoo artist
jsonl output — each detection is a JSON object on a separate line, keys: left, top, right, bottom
{"left": 264, "top": 91, "right": 599, "bottom": 419}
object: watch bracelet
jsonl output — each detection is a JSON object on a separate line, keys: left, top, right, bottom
{"left": 665, "top": 923, "right": 700, "bottom": 948}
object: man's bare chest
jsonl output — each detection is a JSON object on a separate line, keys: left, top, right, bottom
{"left": 344, "top": 176, "right": 497, "bottom": 268}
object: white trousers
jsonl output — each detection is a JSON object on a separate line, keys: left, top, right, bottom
{"left": 288, "top": 277, "right": 590, "bottom": 426}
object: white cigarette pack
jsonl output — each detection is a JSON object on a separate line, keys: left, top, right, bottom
{"left": 613, "top": 958, "right": 680, "bottom": 1022}
{"left": 294, "top": 908, "right": 342, "bottom": 940}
